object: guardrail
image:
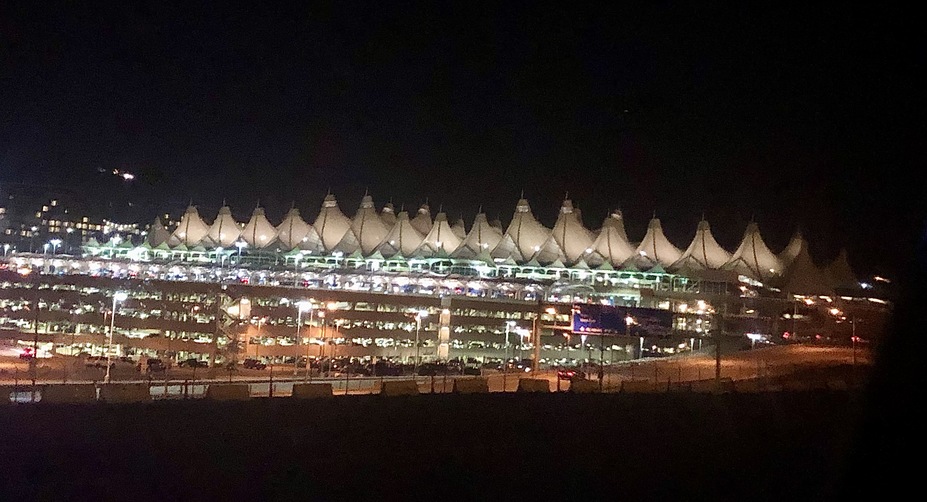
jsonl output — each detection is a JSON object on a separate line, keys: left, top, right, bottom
{"left": 2, "top": 371, "right": 867, "bottom": 404}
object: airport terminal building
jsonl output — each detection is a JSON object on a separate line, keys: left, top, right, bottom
{"left": 0, "top": 194, "right": 890, "bottom": 369}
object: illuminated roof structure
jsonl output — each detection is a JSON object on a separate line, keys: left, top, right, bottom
{"left": 452, "top": 212, "right": 503, "bottom": 260}
{"left": 375, "top": 210, "right": 424, "bottom": 258}
{"left": 416, "top": 212, "right": 462, "bottom": 257}
{"left": 167, "top": 206, "right": 210, "bottom": 247}
{"left": 550, "top": 199, "right": 595, "bottom": 264}
{"left": 628, "top": 217, "right": 682, "bottom": 270}
{"left": 410, "top": 203, "right": 433, "bottom": 236}
{"left": 207, "top": 206, "right": 242, "bottom": 248}
{"left": 276, "top": 207, "right": 311, "bottom": 251}
{"left": 500, "top": 198, "right": 550, "bottom": 262}
{"left": 722, "top": 222, "right": 782, "bottom": 281}
{"left": 587, "top": 211, "right": 635, "bottom": 268}
{"left": 671, "top": 219, "right": 732, "bottom": 273}
{"left": 240, "top": 207, "right": 277, "bottom": 249}
{"left": 78, "top": 194, "right": 854, "bottom": 299}
{"left": 338, "top": 194, "right": 391, "bottom": 256}
{"left": 313, "top": 194, "right": 352, "bottom": 252}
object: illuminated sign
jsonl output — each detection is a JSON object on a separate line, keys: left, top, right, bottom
{"left": 571, "top": 303, "right": 673, "bottom": 337}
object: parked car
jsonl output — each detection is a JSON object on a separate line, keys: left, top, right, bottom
{"left": 179, "top": 358, "right": 208, "bottom": 368}
{"left": 557, "top": 368, "right": 586, "bottom": 381}
{"left": 242, "top": 358, "right": 267, "bottom": 370}
{"left": 138, "top": 358, "right": 167, "bottom": 374}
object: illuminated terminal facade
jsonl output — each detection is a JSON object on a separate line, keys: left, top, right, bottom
{"left": 0, "top": 194, "right": 890, "bottom": 370}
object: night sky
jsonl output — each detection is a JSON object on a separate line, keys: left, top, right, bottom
{"left": 1, "top": 2, "right": 922, "bottom": 278}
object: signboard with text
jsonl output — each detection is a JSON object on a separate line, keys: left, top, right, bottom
{"left": 570, "top": 303, "right": 673, "bottom": 337}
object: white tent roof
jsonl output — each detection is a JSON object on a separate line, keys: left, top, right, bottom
{"left": 375, "top": 211, "right": 425, "bottom": 258}
{"left": 450, "top": 217, "right": 466, "bottom": 240}
{"left": 490, "top": 233, "right": 525, "bottom": 262}
{"left": 773, "top": 241, "right": 833, "bottom": 296}
{"left": 452, "top": 213, "right": 503, "bottom": 259}
{"left": 627, "top": 218, "right": 682, "bottom": 269}
{"left": 207, "top": 206, "right": 242, "bottom": 248}
{"left": 312, "top": 194, "right": 352, "bottom": 252}
{"left": 722, "top": 222, "right": 782, "bottom": 281}
{"left": 550, "top": 199, "right": 596, "bottom": 264}
{"left": 298, "top": 225, "right": 326, "bottom": 253}
{"left": 825, "top": 249, "right": 858, "bottom": 290}
{"left": 532, "top": 234, "right": 568, "bottom": 265}
{"left": 410, "top": 203, "right": 433, "bottom": 235}
{"left": 350, "top": 195, "right": 390, "bottom": 255}
{"left": 415, "top": 212, "right": 462, "bottom": 257}
{"left": 276, "top": 207, "right": 311, "bottom": 251}
{"left": 380, "top": 202, "right": 397, "bottom": 228}
{"left": 146, "top": 217, "right": 171, "bottom": 248}
{"left": 240, "top": 207, "right": 277, "bottom": 249}
{"left": 778, "top": 230, "right": 805, "bottom": 268}
{"left": 489, "top": 218, "right": 504, "bottom": 232}
{"left": 588, "top": 211, "right": 635, "bottom": 268}
{"left": 167, "top": 206, "right": 210, "bottom": 247}
{"left": 671, "top": 220, "right": 732, "bottom": 272}
{"left": 332, "top": 228, "right": 361, "bottom": 255}
{"left": 504, "top": 198, "right": 550, "bottom": 261}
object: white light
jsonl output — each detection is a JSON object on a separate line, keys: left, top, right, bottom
{"left": 639, "top": 250, "right": 647, "bottom": 256}
{"left": 114, "top": 292, "right": 128, "bottom": 302}
{"left": 585, "top": 248, "right": 592, "bottom": 254}
{"left": 297, "top": 300, "right": 312, "bottom": 312}
{"left": 482, "top": 243, "right": 489, "bottom": 249}
{"left": 533, "top": 246, "right": 540, "bottom": 252}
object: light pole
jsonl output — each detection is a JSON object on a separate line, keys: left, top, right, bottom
{"left": 414, "top": 310, "right": 427, "bottom": 375}
{"left": 49, "top": 239, "right": 61, "bottom": 256}
{"left": 327, "top": 303, "right": 339, "bottom": 377}
{"left": 254, "top": 316, "right": 265, "bottom": 361}
{"left": 318, "top": 310, "right": 327, "bottom": 377}
{"left": 3, "top": 243, "right": 9, "bottom": 257}
{"left": 303, "top": 302, "right": 316, "bottom": 383}
{"left": 504, "top": 320, "right": 516, "bottom": 364}
{"left": 104, "top": 291, "right": 128, "bottom": 384}
{"left": 294, "top": 300, "right": 312, "bottom": 377}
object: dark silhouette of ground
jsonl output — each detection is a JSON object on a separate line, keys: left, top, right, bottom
{"left": 1, "top": 390, "right": 866, "bottom": 501}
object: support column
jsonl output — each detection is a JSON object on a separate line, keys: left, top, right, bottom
{"left": 437, "top": 297, "right": 451, "bottom": 361}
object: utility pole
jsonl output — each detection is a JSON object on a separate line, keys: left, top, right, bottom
{"left": 714, "top": 302, "right": 727, "bottom": 387}
{"left": 531, "top": 298, "right": 542, "bottom": 373}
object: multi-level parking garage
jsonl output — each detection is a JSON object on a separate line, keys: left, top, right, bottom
{"left": 0, "top": 195, "right": 891, "bottom": 371}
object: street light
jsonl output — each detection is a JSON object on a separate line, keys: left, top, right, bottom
{"left": 104, "top": 291, "right": 128, "bottom": 384}
{"left": 294, "top": 300, "right": 312, "bottom": 377}
{"left": 49, "top": 239, "right": 62, "bottom": 255}
{"left": 414, "top": 310, "right": 428, "bottom": 374}
{"left": 3, "top": 243, "right": 9, "bottom": 257}
{"left": 324, "top": 302, "right": 338, "bottom": 377}
{"left": 302, "top": 301, "right": 317, "bottom": 383}
{"left": 318, "top": 310, "right": 327, "bottom": 376}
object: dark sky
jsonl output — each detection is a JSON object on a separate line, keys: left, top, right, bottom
{"left": 1, "top": 1, "right": 922, "bottom": 278}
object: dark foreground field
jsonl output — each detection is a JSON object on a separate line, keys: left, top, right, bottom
{"left": 0, "top": 386, "right": 904, "bottom": 502}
